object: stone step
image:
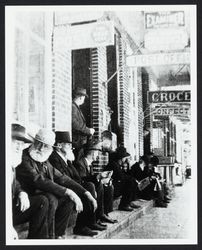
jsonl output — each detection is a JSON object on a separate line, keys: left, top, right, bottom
{"left": 15, "top": 199, "right": 154, "bottom": 239}
{"left": 66, "top": 199, "right": 154, "bottom": 239}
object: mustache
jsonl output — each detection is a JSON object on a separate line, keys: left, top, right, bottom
{"left": 29, "top": 146, "right": 53, "bottom": 163}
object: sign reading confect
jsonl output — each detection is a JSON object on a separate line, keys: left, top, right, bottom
{"left": 152, "top": 106, "right": 191, "bottom": 116}
{"left": 148, "top": 90, "right": 190, "bottom": 103}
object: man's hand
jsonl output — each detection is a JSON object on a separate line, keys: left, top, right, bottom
{"left": 65, "top": 189, "right": 83, "bottom": 213}
{"left": 85, "top": 191, "right": 97, "bottom": 212}
{"left": 89, "top": 128, "right": 95, "bottom": 135}
{"left": 17, "top": 192, "right": 30, "bottom": 212}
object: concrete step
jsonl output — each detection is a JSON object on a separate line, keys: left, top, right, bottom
{"left": 66, "top": 199, "right": 154, "bottom": 239}
{"left": 15, "top": 198, "right": 154, "bottom": 239}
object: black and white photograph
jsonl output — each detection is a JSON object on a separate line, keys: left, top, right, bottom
{"left": 5, "top": 5, "right": 197, "bottom": 245}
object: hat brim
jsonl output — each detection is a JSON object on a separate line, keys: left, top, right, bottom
{"left": 74, "top": 92, "right": 89, "bottom": 98}
{"left": 12, "top": 133, "right": 33, "bottom": 143}
{"left": 30, "top": 134, "right": 56, "bottom": 148}
{"left": 117, "top": 152, "right": 130, "bottom": 159}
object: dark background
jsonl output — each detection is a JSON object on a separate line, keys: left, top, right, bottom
{"left": 0, "top": 0, "right": 200, "bottom": 249}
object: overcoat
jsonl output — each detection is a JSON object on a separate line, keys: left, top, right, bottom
{"left": 72, "top": 102, "right": 91, "bottom": 148}
{"left": 16, "top": 148, "right": 86, "bottom": 198}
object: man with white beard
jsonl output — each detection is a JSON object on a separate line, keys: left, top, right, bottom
{"left": 16, "top": 128, "right": 97, "bottom": 239}
{"left": 11, "top": 124, "right": 49, "bottom": 239}
{"left": 49, "top": 131, "right": 106, "bottom": 236}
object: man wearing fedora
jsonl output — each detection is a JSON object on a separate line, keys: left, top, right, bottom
{"left": 49, "top": 131, "right": 108, "bottom": 236}
{"left": 11, "top": 124, "right": 49, "bottom": 239}
{"left": 72, "top": 87, "right": 95, "bottom": 160}
{"left": 105, "top": 146, "right": 141, "bottom": 212}
{"left": 75, "top": 141, "right": 117, "bottom": 224}
{"left": 16, "top": 128, "right": 97, "bottom": 239}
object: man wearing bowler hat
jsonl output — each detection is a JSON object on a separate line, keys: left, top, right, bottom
{"left": 16, "top": 128, "right": 97, "bottom": 239}
{"left": 11, "top": 124, "right": 49, "bottom": 239}
{"left": 72, "top": 87, "right": 95, "bottom": 160}
{"left": 105, "top": 146, "right": 141, "bottom": 212}
{"left": 49, "top": 131, "right": 106, "bottom": 236}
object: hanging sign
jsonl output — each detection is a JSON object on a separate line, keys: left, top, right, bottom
{"left": 152, "top": 106, "right": 190, "bottom": 116}
{"left": 148, "top": 90, "right": 190, "bottom": 103}
{"left": 145, "top": 11, "right": 185, "bottom": 29}
{"left": 127, "top": 52, "right": 190, "bottom": 67}
{"left": 54, "top": 21, "right": 114, "bottom": 50}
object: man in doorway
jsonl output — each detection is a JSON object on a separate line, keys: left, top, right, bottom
{"left": 72, "top": 87, "right": 95, "bottom": 160}
{"left": 11, "top": 123, "right": 49, "bottom": 239}
{"left": 16, "top": 128, "right": 96, "bottom": 238}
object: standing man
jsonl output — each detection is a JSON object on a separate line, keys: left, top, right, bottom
{"left": 49, "top": 131, "right": 104, "bottom": 236}
{"left": 72, "top": 87, "right": 95, "bottom": 160}
{"left": 11, "top": 123, "right": 49, "bottom": 239}
{"left": 16, "top": 129, "right": 96, "bottom": 239}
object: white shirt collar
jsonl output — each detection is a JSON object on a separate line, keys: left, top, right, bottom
{"left": 84, "top": 157, "right": 92, "bottom": 166}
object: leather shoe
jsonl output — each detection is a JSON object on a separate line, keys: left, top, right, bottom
{"left": 88, "top": 223, "right": 106, "bottom": 231}
{"left": 99, "top": 214, "right": 118, "bottom": 224}
{"left": 97, "top": 220, "right": 107, "bottom": 227}
{"left": 130, "top": 202, "right": 141, "bottom": 209}
{"left": 73, "top": 226, "right": 98, "bottom": 236}
{"left": 118, "top": 205, "right": 134, "bottom": 212}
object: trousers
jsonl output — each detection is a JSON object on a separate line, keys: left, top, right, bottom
{"left": 13, "top": 194, "right": 49, "bottom": 239}
{"left": 113, "top": 176, "right": 137, "bottom": 207}
{"left": 42, "top": 193, "right": 74, "bottom": 238}
{"left": 75, "top": 182, "right": 96, "bottom": 229}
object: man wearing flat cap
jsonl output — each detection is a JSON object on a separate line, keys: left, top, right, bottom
{"left": 75, "top": 141, "right": 117, "bottom": 224}
{"left": 105, "top": 146, "right": 141, "bottom": 212}
{"left": 49, "top": 131, "right": 104, "bottom": 236}
{"left": 16, "top": 128, "right": 97, "bottom": 239}
{"left": 11, "top": 124, "right": 49, "bottom": 239}
{"left": 72, "top": 87, "right": 95, "bottom": 160}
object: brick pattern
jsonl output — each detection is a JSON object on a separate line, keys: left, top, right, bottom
{"left": 117, "top": 36, "right": 130, "bottom": 149}
{"left": 137, "top": 68, "right": 144, "bottom": 157}
{"left": 90, "top": 47, "right": 109, "bottom": 171}
{"left": 52, "top": 27, "right": 72, "bottom": 132}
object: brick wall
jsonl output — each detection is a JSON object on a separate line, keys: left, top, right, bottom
{"left": 90, "top": 47, "right": 109, "bottom": 171}
{"left": 117, "top": 35, "right": 130, "bottom": 150}
{"left": 52, "top": 26, "right": 72, "bottom": 132}
{"left": 137, "top": 68, "right": 144, "bottom": 157}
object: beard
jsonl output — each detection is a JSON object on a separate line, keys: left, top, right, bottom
{"left": 66, "top": 151, "right": 75, "bottom": 162}
{"left": 61, "top": 149, "right": 75, "bottom": 162}
{"left": 29, "top": 145, "right": 53, "bottom": 163}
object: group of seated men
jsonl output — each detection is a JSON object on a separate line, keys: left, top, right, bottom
{"left": 11, "top": 123, "right": 171, "bottom": 240}
{"left": 105, "top": 150, "right": 171, "bottom": 211}
{"left": 11, "top": 124, "right": 119, "bottom": 239}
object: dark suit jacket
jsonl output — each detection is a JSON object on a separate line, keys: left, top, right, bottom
{"left": 129, "top": 162, "right": 148, "bottom": 181}
{"left": 72, "top": 102, "right": 91, "bottom": 148}
{"left": 74, "top": 157, "right": 98, "bottom": 184}
{"left": 49, "top": 150, "right": 81, "bottom": 184}
{"left": 16, "top": 148, "right": 86, "bottom": 198}
{"left": 12, "top": 167, "right": 23, "bottom": 201}
{"left": 105, "top": 160, "right": 131, "bottom": 183}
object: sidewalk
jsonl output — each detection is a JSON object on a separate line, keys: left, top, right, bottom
{"left": 112, "top": 179, "right": 194, "bottom": 239}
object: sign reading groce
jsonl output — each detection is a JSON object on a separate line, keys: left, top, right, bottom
{"left": 148, "top": 90, "right": 190, "bottom": 103}
{"left": 126, "top": 52, "right": 190, "bottom": 67}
